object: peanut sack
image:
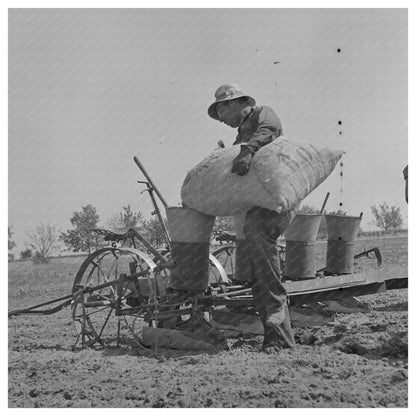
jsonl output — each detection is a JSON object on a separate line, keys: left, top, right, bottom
{"left": 181, "top": 138, "right": 344, "bottom": 216}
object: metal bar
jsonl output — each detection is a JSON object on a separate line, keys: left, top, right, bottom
{"left": 127, "top": 229, "right": 167, "bottom": 264}
{"left": 116, "top": 305, "right": 194, "bottom": 319}
{"left": 8, "top": 292, "right": 79, "bottom": 317}
{"left": 8, "top": 299, "right": 73, "bottom": 317}
{"left": 209, "top": 298, "right": 254, "bottom": 307}
{"left": 213, "top": 285, "right": 245, "bottom": 291}
{"left": 115, "top": 306, "right": 145, "bottom": 316}
{"left": 210, "top": 282, "right": 389, "bottom": 308}
{"left": 146, "top": 185, "right": 172, "bottom": 250}
{"left": 134, "top": 156, "right": 169, "bottom": 208}
{"left": 214, "top": 288, "right": 252, "bottom": 298}
{"left": 283, "top": 266, "right": 407, "bottom": 295}
{"left": 8, "top": 268, "right": 153, "bottom": 317}
{"left": 96, "top": 307, "right": 114, "bottom": 341}
{"left": 146, "top": 308, "right": 194, "bottom": 320}
{"left": 320, "top": 192, "right": 330, "bottom": 214}
{"left": 283, "top": 273, "right": 368, "bottom": 294}
{"left": 385, "top": 277, "right": 408, "bottom": 290}
{"left": 209, "top": 268, "right": 407, "bottom": 306}
{"left": 288, "top": 282, "right": 387, "bottom": 306}
{"left": 83, "top": 300, "right": 112, "bottom": 307}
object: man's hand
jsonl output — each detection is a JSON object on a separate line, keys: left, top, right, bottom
{"left": 231, "top": 145, "right": 254, "bottom": 176}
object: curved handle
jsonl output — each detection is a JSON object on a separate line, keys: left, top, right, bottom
{"left": 133, "top": 156, "right": 169, "bottom": 208}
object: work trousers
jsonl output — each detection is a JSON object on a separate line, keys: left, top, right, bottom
{"left": 242, "top": 206, "right": 296, "bottom": 348}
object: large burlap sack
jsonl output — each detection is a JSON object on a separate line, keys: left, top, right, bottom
{"left": 181, "top": 137, "right": 344, "bottom": 216}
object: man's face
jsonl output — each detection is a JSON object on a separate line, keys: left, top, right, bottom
{"left": 216, "top": 100, "right": 242, "bottom": 128}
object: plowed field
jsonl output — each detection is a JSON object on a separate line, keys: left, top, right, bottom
{"left": 8, "top": 235, "right": 408, "bottom": 408}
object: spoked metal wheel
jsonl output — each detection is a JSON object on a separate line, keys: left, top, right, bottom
{"left": 71, "top": 247, "right": 160, "bottom": 348}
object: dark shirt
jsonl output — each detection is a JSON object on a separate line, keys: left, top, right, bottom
{"left": 233, "top": 105, "right": 283, "bottom": 152}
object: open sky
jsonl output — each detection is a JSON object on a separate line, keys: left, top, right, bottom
{"left": 8, "top": 7, "right": 408, "bottom": 252}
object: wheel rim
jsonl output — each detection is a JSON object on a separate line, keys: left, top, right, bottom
{"left": 210, "top": 245, "right": 236, "bottom": 284}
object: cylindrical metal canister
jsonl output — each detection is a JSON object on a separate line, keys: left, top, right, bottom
{"left": 325, "top": 214, "right": 362, "bottom": 274}
{"left": 165, "top": 207, "right": 215, "bottom": 291}
{"left": 284, "top": 214, "right": 322, "bottom": 279}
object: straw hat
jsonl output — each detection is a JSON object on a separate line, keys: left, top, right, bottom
{"left": 208, "top": 84, "right": 256, "bottom": 120}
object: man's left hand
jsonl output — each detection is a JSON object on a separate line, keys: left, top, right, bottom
{"left": 231, "top": 146, "right": 254, "bottom": 176}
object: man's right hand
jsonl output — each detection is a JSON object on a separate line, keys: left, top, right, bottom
{"left": 231, "top": 145, "right": 254, "bottom": 176}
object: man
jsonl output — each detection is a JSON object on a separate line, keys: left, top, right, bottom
{"left": 208, "top": 84, "right": 296, "bottom": 353}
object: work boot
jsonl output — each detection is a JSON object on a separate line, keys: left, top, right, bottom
{"left": 262, "top": 327, "right": 294, "bottom": 354}
{"left": 265, "top": 305, "right": 285, "bottom": 328}
{"left": 262, "top": 305, "right": 296, "bottom": 353}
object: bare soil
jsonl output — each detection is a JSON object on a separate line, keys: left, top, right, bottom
{"left": 8, "top": 235, "right": 408, "bottom": 408}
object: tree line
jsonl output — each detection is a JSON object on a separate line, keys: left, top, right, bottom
{"left": 8, "top": 204, "right": 168, "bottom": 263}
{"left": 209, "top": 202, "right": 404, "bottom": 241}
{"left": 8, "top": 201, "right": 404, "bottom": 263}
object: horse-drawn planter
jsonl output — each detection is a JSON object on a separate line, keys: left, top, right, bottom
{"left": 8, "top": 157, "right": 408, "bottom": 352}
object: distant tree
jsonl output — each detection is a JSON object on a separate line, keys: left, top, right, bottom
{"left": 60, "top": 204, "right": 102, "bottom": 254}
{"left": 107, "top": 205, "right": 144, "bottom": 229}
{"left": 327, "top": 209, "right": 347, "bottom": 216}
{"left": 295, "top": 205, "right": 325, "bottom": 238}
{"left": 27, "top": 222, "right": 57, "bottom": 263}
{"left": 8, "top": 226, "right": 16, "bottom": 250}
{"left": 20, "top": 248, "right": 33, "bottom": 260}
{"left": 298, "top": 204, "right": 348, "bottom": 216}
{"left": 142, "top": 217, "right": 168, "bottom": 248}
{"left": 296, "top": 205, "right": 348, "bottom": 239}
{"left": 328, "top": 210, "right": 366, "bottom": 235}
{"left": 32, "top": 251, "right": 46, "bottom": 264}
{"left": 370, "top": 202, "right": 403, "bottom": 231}
{"left": 296, "top": 206, "right": 365, "bottom": 237}
{"left": 297, "top": 204, "right": 320, "bottom": 215}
